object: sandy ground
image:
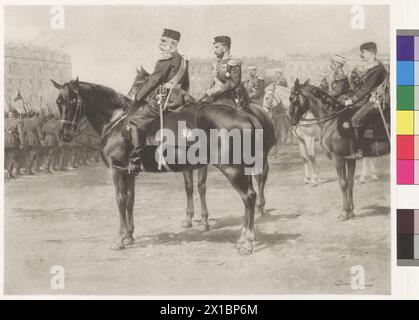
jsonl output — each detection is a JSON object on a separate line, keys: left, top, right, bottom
{"left": 4, "top": 145, "right": 390, "bottom": 295}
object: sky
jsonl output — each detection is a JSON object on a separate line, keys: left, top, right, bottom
{"left": 5, "top": 5, "right": 389, "bottom": 93}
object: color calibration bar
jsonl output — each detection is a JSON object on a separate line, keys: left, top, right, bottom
{"left": 397, "top": 30, "right": 419, "bottom": 184}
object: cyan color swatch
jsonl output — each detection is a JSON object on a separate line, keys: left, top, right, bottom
{"left": 397, "top": 61, "right": 414, "bottom": 85}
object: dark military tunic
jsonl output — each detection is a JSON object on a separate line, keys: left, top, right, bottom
{"left": 207, "top": 54, "right": 249, "bottom": 108}
{"left": 351, "top": 61, "right": 388, "bottom": 127}
{"left": 4, "top": 117, "right": 24, "bottom": 149}
{"left": 243, "top": 76, "right": 265, "bottom": 105}
{"left": 352, "top": 61, "right": 387, "bottom": 107}
{"left": 129, "top": 50, "right": 190, "bottom": 131}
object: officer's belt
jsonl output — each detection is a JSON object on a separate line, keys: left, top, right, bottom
{"left": 162, "top": 56, "right": 187, "bottom": 90}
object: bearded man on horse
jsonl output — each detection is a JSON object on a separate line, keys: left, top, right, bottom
{"left": 343, "top": 42, "right": 388, "bottom": 160}
{"left": 127, "top": 28, "right": 190, "bottom": 175}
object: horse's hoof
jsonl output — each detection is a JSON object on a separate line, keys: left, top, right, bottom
{"left": 200, "top": 223, "right": 210, "bottom": 232}
{"left": 257, "top": 205, "right": 266, "bottom": 215}
{"left": 181, "top": 220, "right": 193, "bottom": 228}
{"left": 235, "top": 240, "right": 245, "bottom": 249}
{"left": 123, "top": 237, "right": 135, "bottom": 246}
{"left": 311, "top": 182, "right": 318, "bottom": 187}
{"left": 239, "top": 246, "right": 253, "bottom": 255}
{"left": 111, "top": 242, "right": 125, "bottom": 250}
{"left": 303, "top": 178, "right": 311, "bottom": 185}
{"left": 347, "top": 212, "right": 355, "bottom": 219}
{"left": 337, "top": 214, "right": 352, "bottom": 222}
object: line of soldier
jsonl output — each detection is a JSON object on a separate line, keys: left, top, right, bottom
{"left": 4, "top": 100, "right": 100, "bottom": 179}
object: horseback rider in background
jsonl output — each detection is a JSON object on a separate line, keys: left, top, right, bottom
{"left": 243, "top": 65, "right": 265, "bottom": 106}
{"left": 328, "top": 54, "right": 350, "bottom": 98}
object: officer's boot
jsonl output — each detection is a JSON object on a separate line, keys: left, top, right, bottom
{"left": 345, "top": 127, "right": 364, "bottom": 160}
{"left": 127, "top": 126, "right": 145, "bottom": 176}
{"left": 45, "top": 156, "right": 52, "bottom": 173}
{"left": 7, "top": 162, "right": 14, "bottom": 179}
{"left": 26, "top": 151, "right": 35, "bottom": 175}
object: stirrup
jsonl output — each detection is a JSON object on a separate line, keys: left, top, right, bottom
{"left": 345, "top": 150, "right": 363, "bottom": 160}
{"left": 127, "top": 161, "right": 141, "bottom": 176}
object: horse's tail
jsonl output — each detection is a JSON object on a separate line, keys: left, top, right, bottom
{"left": 245, "top": 105, "right": 275, "bottom": 153}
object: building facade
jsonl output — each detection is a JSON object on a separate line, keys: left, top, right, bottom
{"left": 4, "top": 43, "right": 72, "bottom": 111}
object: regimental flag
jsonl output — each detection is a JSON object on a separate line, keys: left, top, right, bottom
{"left": 12, "top": 90, "right": 22, "bottom": 102}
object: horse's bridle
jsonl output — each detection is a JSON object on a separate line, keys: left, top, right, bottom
{"left": 59, "top": 88, "right": 87, "bottom": 137}
{"left": 289, "top": 87, "right": 348, "bottom": 127}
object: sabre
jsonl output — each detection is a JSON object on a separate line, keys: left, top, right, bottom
{"left": 376, "top": 99, "right": 390, "bottom": 142}
{"left": 158, "top": 85, "right": 165, "bottom": 171}
{"left": 376, "top": 75, "right": 390, "bottom": 143}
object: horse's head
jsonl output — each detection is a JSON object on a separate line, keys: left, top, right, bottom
{"left": 51, "top": 77, "right": 84, "bottom": 142}
{"left": 127, "top": 66, "right": 150, "bottom": 98}
{"left": 289, "top": 78, "right": 310, "bottom": 125}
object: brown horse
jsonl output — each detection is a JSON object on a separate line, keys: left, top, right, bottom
{"left": 52, "top": 77, "right": 273, "bottom": 255}
{"left": 127, "top": 68, "right": 274, "bottom": 232}
{"left": 288, "top": 79, "right": 389, "bottom": 221}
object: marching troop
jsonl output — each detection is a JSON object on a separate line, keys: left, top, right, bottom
{"left": 4, "top": 108, "right": 100, "bottom": 179}
{"left": 5, "top": 28, "right": 389, "bottom": 178}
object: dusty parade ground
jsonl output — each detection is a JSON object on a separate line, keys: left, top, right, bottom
{"left": 4, "top": 144, "right": 390, "bottom": 295}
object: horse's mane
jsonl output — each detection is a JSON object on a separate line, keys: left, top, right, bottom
{"left": 75, "top": 81, "right": 132, "bottom": 110}
{"left": 305, "top": 84, "right": 344, "bottom": 111}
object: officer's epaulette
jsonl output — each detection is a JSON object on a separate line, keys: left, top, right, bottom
{"left": 227, "top": 58, "right": 242, "bottom": 67}
{"left": 158, "top": 52, "right": 174, "bottom": 61}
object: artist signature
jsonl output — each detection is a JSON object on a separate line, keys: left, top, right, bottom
{"left": 334, "top": 280, "right": 373, "bottom": 288}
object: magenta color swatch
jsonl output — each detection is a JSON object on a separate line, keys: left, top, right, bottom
{"left": 398, "top": 160, "right": 414, "bottom": 184}
{"left": 415, "top": 161, "right": 419, "bottom": 184}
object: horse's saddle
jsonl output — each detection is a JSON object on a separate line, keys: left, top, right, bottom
{"left": 144, "top": 106, "right": 200, "bottom": 146}
{"left": 119, "top": 104, "right": 201, "bottom": 146}
{"left": 337, "top": 105, "right": 390, "bottom": 141}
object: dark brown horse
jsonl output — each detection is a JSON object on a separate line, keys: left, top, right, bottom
{"left": 127, "top": 68, "right": 274, "bottom": 232}
{"left": 288, "top": 79, "right": 389, "bottom": 221}
{"left": 51, "top": 77, "right": 273, "bottom": 255}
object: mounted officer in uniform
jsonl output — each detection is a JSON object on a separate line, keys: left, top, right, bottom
{"left": 243, "top": 65, "right": 265, "bottom": 105}
{"left": 328, "top": 54, "right": 349, "bottom": 98}
{"left": 202, "top": 35, "right": 249, "bottom": 109}
{"left": 127, "top": 28, "right": 190, "bottom": 175}
{"left": 344, "top": 42, "right": 388, "bottom": 160}
{"left": 4, "top": 109, "right": 25, "bottom": 178}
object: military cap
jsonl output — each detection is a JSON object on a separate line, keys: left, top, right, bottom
{"left": 360, "top": 42, "right": 377, "bottom": 51}
{"left": 247, "top": 65, "right": 257, "bottom": 71}
{"left": 331, "top": 54, "right": 346, "bottom": 65}
{"left": 162, "top": 28, "right": 181, "bottom": 41}
{"left": 213, "top": 35, "right": 231, "bottom": 47}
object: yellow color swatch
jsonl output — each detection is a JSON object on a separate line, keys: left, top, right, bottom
{"left": 397, "top": 110, "right": 414, "bottom": 135}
